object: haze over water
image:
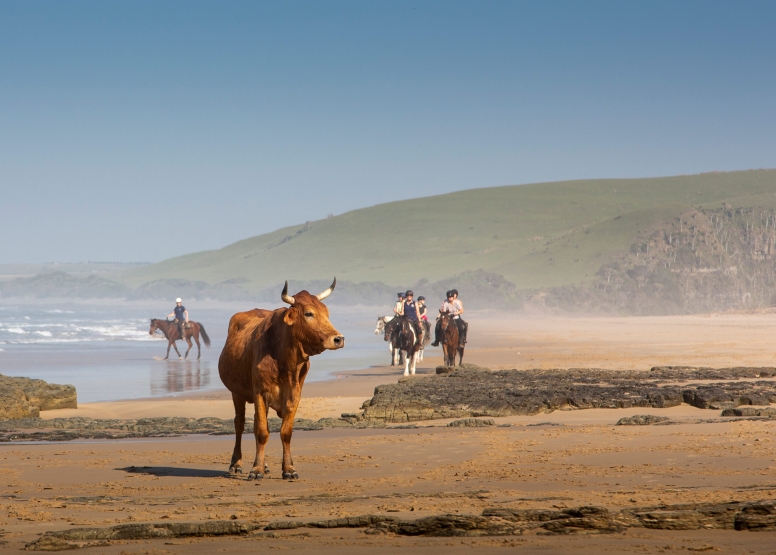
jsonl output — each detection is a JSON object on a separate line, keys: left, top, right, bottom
{"left": 0, "top": 301, "right": 385, "bottom": 403}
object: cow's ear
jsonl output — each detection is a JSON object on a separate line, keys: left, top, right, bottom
{"left": 283, "top": 308, "right": 296, "bottom": 326}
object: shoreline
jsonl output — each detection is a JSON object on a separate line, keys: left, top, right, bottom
{"left": 37, "top": 310, "right": 776, "bottom": 421}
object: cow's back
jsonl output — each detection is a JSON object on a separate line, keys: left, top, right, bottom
{"left": 219, "top": 308, "right": 274, "bottom": 401}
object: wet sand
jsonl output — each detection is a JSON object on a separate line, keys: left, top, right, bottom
{"left": 6, "top": 312, "right": 776, "bottom": 553}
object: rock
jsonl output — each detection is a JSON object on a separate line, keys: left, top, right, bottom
{"left": 360, "top": 366, "right": 776, "bottom": 424}
{"left": 624, "top": 502, "right": 741, "bottom": 530}
{"left": 25, "top": 521, "right": 260, "bottom": 550}
{"left": 721, "top": 407, "right": 776, "bottom": 418}
{"left": 25, "top": 501, "right": 776, "bottom": 548}
{"left": 375, "top": 514, "right": 520, "bottom": 537}
{"left": 447, "top": 418, "right": 495, "bottom": 427}
{"left": 616, "top": 415, "right": 671, "bottom": 426}
{"left": 0, "top": 374, "right": 76, "bottom": 420}
{"left": 734, "top": 500, "right": 776, "bottom": 531}
{"left": 0, "top": 414, "right": 378, "bottom": 442}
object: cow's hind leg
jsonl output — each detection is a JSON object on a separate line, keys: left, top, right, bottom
{"left": 249, "top": 395, "right": 270, "bottom": 481}
{"left": 229, "top": 395, "right": 246, "bottom": 475}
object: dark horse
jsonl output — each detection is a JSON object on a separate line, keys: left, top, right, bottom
{"left": 439, "top": 312, "right": 464, "bottom": 367}
{"left": 390, "top": 316, "right": 422, "bottom": 376}
{"left": 149, "top": 319, "right": 211, "bottom": 360}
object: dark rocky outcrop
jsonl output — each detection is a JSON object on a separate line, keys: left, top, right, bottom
{"left": 361, "top": 365, "right": 776, "bottom": 423}
{"left": 0, "top": 414, "right": 385, "bottom": 442}
{"left": 616, "top": 415, "right": 671, "bottom": 426}
{"left": 0, "top": 374, "right": 76, "bottom": 420}
{"left": 448, "top": 418, "right": 495, "bottom": 427}
{"left": 25, "top": 500, "right": 776, "bottom": 549}
{"left": 25, "top": 520, "right": 260, "bottom": 551}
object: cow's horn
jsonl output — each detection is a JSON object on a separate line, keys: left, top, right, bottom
{"left": 316, "top": 277, "right": 336, "bottom": 301}
{"left": 281, "top": 281, "right": 295, "bottom": 305}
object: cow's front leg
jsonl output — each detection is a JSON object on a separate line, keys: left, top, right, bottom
{"left": 279, "top": 399, "right": 300, "bottom": 480}
{"left": 249, "top": 395, "right": 270, "bottom": 481}
{"left": 229, "top": 394, "right": 245, "bottom": 474}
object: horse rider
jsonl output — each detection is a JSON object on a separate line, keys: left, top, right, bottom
{"left": 393, "top": 292, "right": 405, "bottom": 316}
{"left": 417, "top": 295, "right": 431, "bottom": 338}
{"left": 397, "top": 290, "right": 424, "bottom": 342}
{"left": 431, "top": 290, "right": 467, "bottom": 346}
{"left": 167, "top": 298, "right": 188, "bottom": 339}
{"left": 451, "top": 289, "right": 468, "bottom": 344}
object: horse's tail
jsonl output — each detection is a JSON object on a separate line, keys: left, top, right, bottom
{"left": 198, "top": 323, "right": 211, "bottom": 348}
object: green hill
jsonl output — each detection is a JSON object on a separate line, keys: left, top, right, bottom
{"left": 115, "top": 170, "right": 776, "bottom": 293}
{"left": 6, "top": 169, "right": 776, "bottom": 313}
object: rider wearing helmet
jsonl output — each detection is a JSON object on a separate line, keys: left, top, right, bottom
{"left": 167, "top": 298, "right": 188, "bottom": 340}
{"left": 393, "top": 292, "right": 405, "bottom": 316}
{"left": 397, "top": 290, "right": 424, "bottom": 342}
{"left": 417, "top": 295, "right": 431, "bottom": 340}
{"left": 451, "top": 289, "right": 468, "bottom": 344}
{"left": 431, "top": 289, "right": 466, "bottom": 346}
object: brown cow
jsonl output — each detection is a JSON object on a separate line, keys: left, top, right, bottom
{"left": 218, "top": 279, "right": 344, "bottom": 480}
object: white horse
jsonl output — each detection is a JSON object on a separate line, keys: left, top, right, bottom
{"left": 375, "top": 315, "right": 402, "bottom": 366}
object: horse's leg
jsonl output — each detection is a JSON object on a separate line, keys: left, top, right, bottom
{"left": 458, "top": 345, "right": 465, "bottom": 366}
{"left": 171, "top": 340, "right": 182, "bottom": 360}
{"left": 410, "top": 349, "right": 418, "bottom": 375}
{"left": 184, "top": 335, "right": 192, "bottom": 359}
{"left": 164, "top": 340, "right": 171, "bottom": 360}
{"left": 194, "top": 332, "right": 201, "bottom": 360}
{"left": 249, "top": 395, "right": 270, "bottom": 481}
{"left": 403, "top": 349, "right": 410, "bottom": 376}
{"left": 229, "top": 394, "right": 246, "bottom": 474}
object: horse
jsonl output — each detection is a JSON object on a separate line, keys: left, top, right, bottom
{"left": 375, "top": 315, "right": 404, "bottom": 366}
{"left": 439, "top": 312, "right": 464, "bottom": 367}
{"left": 149, "top": 318, "right": 211, "bottom": 360}
{"left": 390, "top": 316, "right": 422, "bottom": 376}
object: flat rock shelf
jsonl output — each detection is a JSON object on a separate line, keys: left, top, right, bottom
{"left": 361, "top": 364, "right": 776, "bottom": 423}
{"left": 23, "top": 499, "right": 776, "bottom": 550}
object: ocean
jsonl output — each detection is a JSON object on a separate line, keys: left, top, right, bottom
{"left": 0, "top": 300, "right": 389, "bottom": 403}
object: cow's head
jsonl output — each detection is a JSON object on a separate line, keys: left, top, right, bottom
{"left": 281, "top": 278, "right": 344, "bottom": 355}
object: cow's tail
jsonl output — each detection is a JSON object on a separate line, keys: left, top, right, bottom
{"left": 199, "top": 323, "right": 211, "bottom": 348}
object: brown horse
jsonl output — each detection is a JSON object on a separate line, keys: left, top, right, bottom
{"left": 439, "top": 312, "right": 464, "bottom": 367}
{"left": 149, "top": 318, "right": 211, "bottom": 360}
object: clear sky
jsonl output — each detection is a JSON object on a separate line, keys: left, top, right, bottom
{"left": 2, "top": 0, "right": 776, "bottom": 263}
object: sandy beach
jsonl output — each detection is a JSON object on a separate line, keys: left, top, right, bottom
{"left": 4, "top": 312, "right": 776, "bottom": 553}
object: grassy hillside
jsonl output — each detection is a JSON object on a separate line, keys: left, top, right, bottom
{"left": 115, "top": 170, "right": 776, "bottom": 295}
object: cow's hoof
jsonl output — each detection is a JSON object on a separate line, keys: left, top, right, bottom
{"left": 264, "top": 465, "right": 270, "bottom": 474}
{"left": 228, "top": 466, "right": 242, "bottom": 474}
{"left": 247, "top": 471, "right": 264, "bottom": 481}
{"left": 282, "top": 471, "right": 299, "bottom": 480}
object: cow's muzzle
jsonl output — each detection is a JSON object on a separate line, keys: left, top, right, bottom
{"left": 331, "top": 335, "right": 345, "bottom": 349}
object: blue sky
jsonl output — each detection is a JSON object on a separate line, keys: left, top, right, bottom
{"left": 2, "top": 0, "right": 776, "bottom": 263}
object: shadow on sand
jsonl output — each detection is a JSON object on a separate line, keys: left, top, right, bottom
{"left": 118, "top": 465, "right": 225, "bottom": 478}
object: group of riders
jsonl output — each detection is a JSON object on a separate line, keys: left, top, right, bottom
{"left": 161, "top": 288, "right": 468, "bottom": 354}
{"left": 393, "top": 289, "right": 468, "bottom": 347}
